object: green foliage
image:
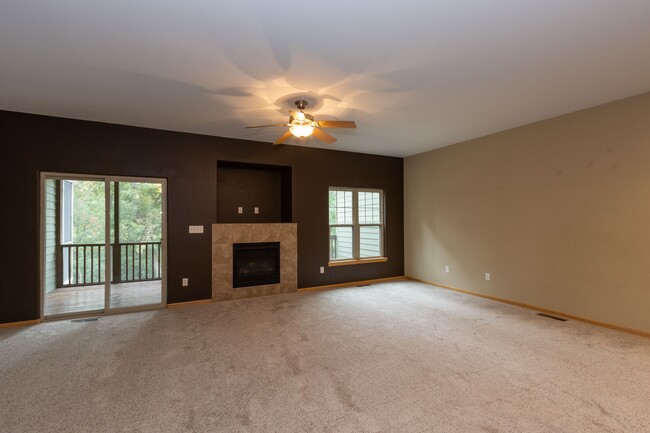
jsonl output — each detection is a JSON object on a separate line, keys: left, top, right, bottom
{"left": 72, "top": 181, "right": 105, "bottom": 244}
{"left": 117, "top": 182, "right": 162, "bottom": 243}
{"left": 72, "top": 181, "right": 161, "bottom": 244}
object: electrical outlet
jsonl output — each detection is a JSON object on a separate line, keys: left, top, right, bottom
{"left": 182, "top": 278, "right": 189, "bottom": 286}
{"left": 320, "top": 266, "right": 324, "bottom": 274}
{"left": 485, "top": 272, "right": 491, "bottom": 281}
{"left": 445, "top": 265, "right": 450, "bottom": 273}
{"left": 237, "top": 207, "right": 243, "bottom": 214}
{"left": 254, "top": 207, "right": 259, "bottom": 214}
{"left": 188, "top": 225, "right": 204, "bottom": 234}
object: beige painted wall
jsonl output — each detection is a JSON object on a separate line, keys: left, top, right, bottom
{"left": 405, "top": 91, "right": 650, "bottom": 333}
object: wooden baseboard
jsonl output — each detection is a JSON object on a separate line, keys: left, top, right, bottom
{"left": 0, "top": 319, "right": 41, "bottom": 329}
{"left": 407, "top": 277, "right": 650, "bottom": 339}
{"left": 167, "top": 299, "right": 213, "bottom": 308}
{"left": 299, "top": 276, "right": 406, "bottom": 292}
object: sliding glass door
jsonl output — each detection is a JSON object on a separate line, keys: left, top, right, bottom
{"left": 108, "top": 180, "right": 164, "bottom": 310}
{"left": 42, "top": 177, "right": 107, "bottom": 316}
{"left": 41, "top": 173, "right": 166, "bottom": 319}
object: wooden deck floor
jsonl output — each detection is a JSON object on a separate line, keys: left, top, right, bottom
{"left": 44, "top": 281, "right": 162, "bottom": 316}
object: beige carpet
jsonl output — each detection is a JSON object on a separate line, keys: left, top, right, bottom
{"left": 1, "top": 280, "right": 649, "bottom": 432}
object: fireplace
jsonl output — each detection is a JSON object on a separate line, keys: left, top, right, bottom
{"left": 213, "top": 223, "right": 297, "bottom": 301}
{"left": 232, "top": 242, "right": 280, "bottom": 288}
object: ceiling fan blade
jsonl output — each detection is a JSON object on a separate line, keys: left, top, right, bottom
{"left": 273, "top": 130, "right": 293, "bottom": 145}
{"left": 245, "top": 123, "right": 287, "bottom": 129}
{"left": 313, "top": 128, "right": 337, "bottom": 144}
{"left": 316, "top": 120, "right": 356, "bottom": 129}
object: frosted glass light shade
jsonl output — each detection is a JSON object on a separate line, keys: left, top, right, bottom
{"left": 290, "top": 125, "right": 314, "bottom": 138}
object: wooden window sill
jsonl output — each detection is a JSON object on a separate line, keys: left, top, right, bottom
{"left": 328, "top": 257, "right": 388, "bottom": 267}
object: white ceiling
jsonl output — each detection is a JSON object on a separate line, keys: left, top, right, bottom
{"left": 2, "top": 1, "right": 650, "bottom": 157}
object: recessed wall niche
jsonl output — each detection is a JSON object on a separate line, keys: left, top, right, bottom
{"left": 217, "top": 161, "right": 292, "bottom": 223}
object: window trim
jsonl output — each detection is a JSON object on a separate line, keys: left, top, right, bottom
{"left": 328, "top": 187, "right": 386, "bottom": 265}
{"left": 328, "top": 257, "right": 388, "bottom": 267}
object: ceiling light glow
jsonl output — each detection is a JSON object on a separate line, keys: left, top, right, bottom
{"left": 290, "top": 124, "right": 314, "bottom": 138}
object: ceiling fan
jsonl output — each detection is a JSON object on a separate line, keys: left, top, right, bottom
{"left": 246, "top": 99, "right": 356, "bottom": 145}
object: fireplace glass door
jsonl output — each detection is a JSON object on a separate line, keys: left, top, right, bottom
{"left": 232, "top": 242, "right": 280, "bottom": 288}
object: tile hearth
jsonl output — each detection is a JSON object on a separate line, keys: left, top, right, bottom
{"left": 212, "top": 223, "right": 297, "bottom": 301}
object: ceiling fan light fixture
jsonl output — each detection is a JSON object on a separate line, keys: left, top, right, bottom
{"left": 290, "top": 124, "right": 314, "bottom": 138}
{"left": 245, "top": 97, "right": 355, "bottom": 145}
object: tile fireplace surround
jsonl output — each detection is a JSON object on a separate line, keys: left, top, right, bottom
{"left": 212, "top": 223, "right": 297, "bottom": 301}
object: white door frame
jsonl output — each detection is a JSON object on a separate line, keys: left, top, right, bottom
{"left": 39, "top": 172, "right": 168, "bottom": 320}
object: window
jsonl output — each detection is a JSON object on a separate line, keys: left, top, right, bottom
{"left": 329, "top": 188, "right": 385, "bottom": 264}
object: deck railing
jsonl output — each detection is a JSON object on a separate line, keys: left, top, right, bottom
{"left": 58, "top": 242, "right": 162, "bottom": 288}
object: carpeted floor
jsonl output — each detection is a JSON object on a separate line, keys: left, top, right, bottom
{"left": 1, "top": 280, "right": 649, "bottom": 433}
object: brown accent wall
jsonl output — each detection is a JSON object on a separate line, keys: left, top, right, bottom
{"left": 405, "top": 91, "right": 650, "bottom": 333}
{"left": 216, "top": 162, "right": 290, "bottom": 223}
{"left": 0, "top": 110, "right": 404, "bottom": 324}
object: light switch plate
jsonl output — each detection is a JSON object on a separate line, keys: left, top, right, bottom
{"left": 189, "top": 225, "right": 204, "bottom": 234}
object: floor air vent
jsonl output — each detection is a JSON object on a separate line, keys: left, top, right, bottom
{"left": 537, "top": 313, "right": 567, "bottom": 322}
{"left": 69, "top": 317, "right": 99, "bottom": 323}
